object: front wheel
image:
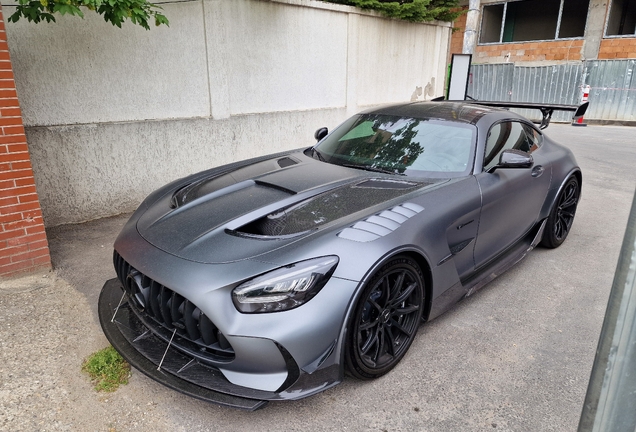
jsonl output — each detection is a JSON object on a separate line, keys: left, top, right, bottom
{"left": 345, "top": 256, "right": 425, "bottom": 380}
{"left": 541, "top": 176, "right": 580, "bottom": 248}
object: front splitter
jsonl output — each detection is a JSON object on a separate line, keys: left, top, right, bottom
{"left": 98, "top": 278, "right": 268, "bottom": 411}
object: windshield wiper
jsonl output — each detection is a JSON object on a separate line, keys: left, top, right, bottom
{"left": 340, "top": 163, "right": 405, "bottom": 176}
{"left": 311, "top": 148, "right": 325, "bottom": 161}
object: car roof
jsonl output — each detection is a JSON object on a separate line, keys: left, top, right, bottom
{"left": 361, "top": 101, "right": 526, "bottom": 126}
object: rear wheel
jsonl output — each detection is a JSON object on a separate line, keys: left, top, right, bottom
{"left": 541, "top": 176, "right": 580, "bottom": 248}
{"left": 345, "top": 256, "right": 424, "bottom": 379}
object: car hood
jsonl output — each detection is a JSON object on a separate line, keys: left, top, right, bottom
{"left": 137, "top": 153, "right": 442, "bottom": 263}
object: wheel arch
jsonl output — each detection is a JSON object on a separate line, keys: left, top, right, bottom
{"left": 541, "top": 167, "right": 582, "bottom": 219}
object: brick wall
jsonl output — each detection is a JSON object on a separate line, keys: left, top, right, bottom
{"left": 449, "top": 9, "right": 467, "bottom": 57}
{"left": 450, "top": 11, "right": 584, "bottom": 64}
{"left": 598, "top": 38, "right": 636, "bottom": 59}
{"left": 0, "top": 5, "right": 51, "bottom": 277}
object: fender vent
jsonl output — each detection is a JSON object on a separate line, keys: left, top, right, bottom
{"left": 338, "top": 203, "right": 424, "bottom": 242}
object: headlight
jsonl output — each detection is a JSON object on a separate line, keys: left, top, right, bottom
{"left": 232, "top": 256, "right": 339, "bottom": 313}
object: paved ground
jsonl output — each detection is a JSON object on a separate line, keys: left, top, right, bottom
{"left": 1, "top": 123, "right": 635, "bottom": 431}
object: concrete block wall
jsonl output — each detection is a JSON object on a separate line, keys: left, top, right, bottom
{"left": 6, "top": 0, "right": 452, "bottom": 227}
{"left": 0, "top": 6, "right": 50, "bottom": 277}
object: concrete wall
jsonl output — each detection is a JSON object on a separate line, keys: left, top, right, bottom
{"left": 4, "top": 0, "right": 451, "bottom": 226}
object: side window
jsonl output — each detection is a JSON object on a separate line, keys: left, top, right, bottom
{"left": 483, "top": 121, "right": 536, "bottom": 171}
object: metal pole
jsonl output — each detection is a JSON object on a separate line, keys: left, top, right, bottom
{"left": 463, "top": 0, "right": 481, "bottom": 54}
{"left": 578, "top": 191, "right": 636, "bottom": 431}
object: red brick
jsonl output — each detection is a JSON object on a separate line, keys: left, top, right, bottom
{"left": 13, "top": 176, "right": 36, "bottom": 186}
{"left": 0, "top": 116, "right": 22, "bottom": 126}
{"left": 0, "top": 196, "right": 17, "bottom": 207}
{"left": 2, "top": 125, "right": 25, "bottom": 135}
{"left": 0, "top": 70, "right": 14, "bottom": 80}
{"left": 19, "top": 232, "right": 47, "bottom": 244}
{"left": 0, "top": 52, "right": 11, "bottom": 61}
{"left": 0, "top": 228, "right": 25, "bottom": 241}
{"left": 0, "top": 261, "right": 35, "bottom": 276}
{"left": 7, "top": 143, "right": 27, "bottom": 153}
{"left": 25, "top": 227, "right": 45, "bottom": 237}
{"left": 0, "top": 152, "right": 29, "bottom": 164}
{"left": 0, "top": 144, "right": 6, "bottom": 154}
{"left": 0, "top": 135, "right": 24, "bottom": 145}
{"left": 23, "top": 210, "right": 43, "bottom": 220}
{"left": 0, "top": 80, "right": 14, "bottom": 90}
{"left": 0, "top": 61, "right": 11, "bottom": 71}
{"left": 11, "top": 248, "right": 51, "bottom": 263}
{"left": 1, "top": 108, "right": 21, "bottom": 117}
{"left": 0, "top": 212, "right": 21, "bottom": 224}
{"left": 18, "top": 193, "right": 39, "bottom": 203}
{"left": 3, "top": 217, "right": 41, "bottom": 231}
{"left": 10, "top": 161, "right": 31, "bottom": 170}
{"left": 0, "top": 201, "right": 41, "bottom": 215}
{"left": 0, "top": 170, "right": 33, "bottom": 182}
{"left": 0, "top": 255, "right": 10, "bottom": 266}
{"left": 0, "top": 179, "right": 14, "bottom": 189}
{"left": 0, "top": 88, "right": 17, "bottom": 98}
{"left": 27, "top": 239, "right": 49, "bottom": 251}
{"left": 32, "top": 255, "right": 51, "bottom": 267}
{"left": 0, "top": 98, "right": 18, "bottom": 108}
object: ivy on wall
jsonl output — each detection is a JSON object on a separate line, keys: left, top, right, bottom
{"left": 322, "top": 0, "right": 463, "bottom": 22}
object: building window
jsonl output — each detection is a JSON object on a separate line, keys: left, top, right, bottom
{"left": 480, "top": 0, "right": 590, "bottom": 44}
{"left": 606, "top": 0, "right": 636, "bottom": 36}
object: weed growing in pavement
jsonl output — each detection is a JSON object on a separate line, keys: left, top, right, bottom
{"left": 82, "top": 346, "right": 131, "bottom": 392}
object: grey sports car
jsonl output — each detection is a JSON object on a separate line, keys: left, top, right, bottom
{"left": 99, "top": 101, "right": 585, "bottom": 410}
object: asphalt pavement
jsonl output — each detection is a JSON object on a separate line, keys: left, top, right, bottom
{"left": 1, "top": 123, "right": 635, "bottom": 431}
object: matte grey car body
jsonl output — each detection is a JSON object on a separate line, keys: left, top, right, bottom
{"left": 99, "top": 101, "right": 582, "bottom": 410}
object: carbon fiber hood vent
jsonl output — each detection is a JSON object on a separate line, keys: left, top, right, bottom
{"left": 236, "top": 179, "right": 428, "bottom": 237}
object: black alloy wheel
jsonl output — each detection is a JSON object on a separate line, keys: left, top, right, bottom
{"left": 541, "top": 176, "right": 580, "bottom": 248}
{"left": 345, "top": 256, "right": 424, "bottom": 379}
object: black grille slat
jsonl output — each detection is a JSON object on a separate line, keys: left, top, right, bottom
{"left": 200, "top": 313, "right": 218, "bottom": 346}
{"left": 160, "top": 286, "right": 173, "bottom": 328}
{"left": 149, "top": 280, "right": 162, "bottom": 319}
{"left": 184, "top": 300, "right": 201, "bottom": 342}
{"left": 113, "top": 251, "right": 234, "bottom": 361}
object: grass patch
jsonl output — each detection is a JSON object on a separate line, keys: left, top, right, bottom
{"left": 82, "top": 346, "right": 131, "bottom": 392}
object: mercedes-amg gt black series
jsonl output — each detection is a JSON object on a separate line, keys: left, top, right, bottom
{"left": 100, "top": 101, "right": 586, "bottom": 410}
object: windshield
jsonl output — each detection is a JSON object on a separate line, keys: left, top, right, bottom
{"left": 314, "top": 114, "right": 476, "bottom": 178}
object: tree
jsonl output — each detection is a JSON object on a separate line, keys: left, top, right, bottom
{"left": 8, "top": 0, "right": 169, "bottom": 30}
{"left": 322, "top": 0, "right": 462, "bottom": 22}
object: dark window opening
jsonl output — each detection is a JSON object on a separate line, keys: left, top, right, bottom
{"left": 480, "top": 0, "right": 590, "bottom": 44}
{"left": 607, "top": 0, "right": 636, "bottom": 36}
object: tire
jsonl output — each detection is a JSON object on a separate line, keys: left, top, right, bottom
{"left": 345, "top": 256, "right": 425, "bottom": 380}
{"left": 541, "top": 176, "right": 580, "bottom": 249}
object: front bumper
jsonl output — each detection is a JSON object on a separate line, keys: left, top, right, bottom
{"left": 98, "top": 278, "right": 347, "bottom": 410}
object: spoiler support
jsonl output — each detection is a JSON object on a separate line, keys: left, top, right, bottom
{"left": 470, "top": 101, "right": 590, "bottom": 130}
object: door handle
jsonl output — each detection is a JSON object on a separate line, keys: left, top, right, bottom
{"left": 531, "top": 165, "right": 544, "bottom": 178}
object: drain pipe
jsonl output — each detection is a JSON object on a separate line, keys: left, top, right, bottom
{"left": 463, "top": 0, "right": 481, "bottom": 54}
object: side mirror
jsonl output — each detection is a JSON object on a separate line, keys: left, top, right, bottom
{"left": 314, "top": 127, "right": 328, "bottom": 142}
{"left": 488, "top": 149, "right": 533, "bottom": 173}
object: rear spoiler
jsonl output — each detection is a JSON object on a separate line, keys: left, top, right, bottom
{"left": 430, "top": 97, "right": 589, "bottom": 130}
{"left": 470, "top": 101, "right": 589, "bottom": 130}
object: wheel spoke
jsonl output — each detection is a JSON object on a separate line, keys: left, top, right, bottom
{"left": 360, "top": 327, "right": 379, "bottom": 355}
{"left": 390, "top": 272, "right": 406, "bottom": 301}
{"left": 394, "top": 304, "right": 420, "bottom": 315}
{"left": 390, "top": 318, "right": 411, "bottom": 336}
{"left": 359, "top": 319, "right": 379, "bottom": 331}
{"left": 385, "top": 327, "right": 396, "bottom": 356}
{"left": 390, "top": 281, "right": 417, "bottom": 307}
{"left": 374, "top": 327, "right": 386, "bottom": 363}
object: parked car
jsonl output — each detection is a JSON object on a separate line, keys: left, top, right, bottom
{"left": 99, "top": 100, "right": 586, "bottom": 410}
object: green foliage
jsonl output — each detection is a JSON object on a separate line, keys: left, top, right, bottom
{"left": 82, "top": 346, "right": 131, "bottom": 392}
{"left": 8, "top": 0, "right": 169, "bottom": 30}
{"left": 322, "top": 0, "right": 463, "bottom": 22}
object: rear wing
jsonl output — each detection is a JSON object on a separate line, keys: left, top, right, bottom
{"left": 470, "top": 101, "right": 589, "bottom": 130}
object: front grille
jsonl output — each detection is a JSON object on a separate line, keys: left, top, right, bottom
{"left": 113, "top": 251, "right": 235, "bottom": 362}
